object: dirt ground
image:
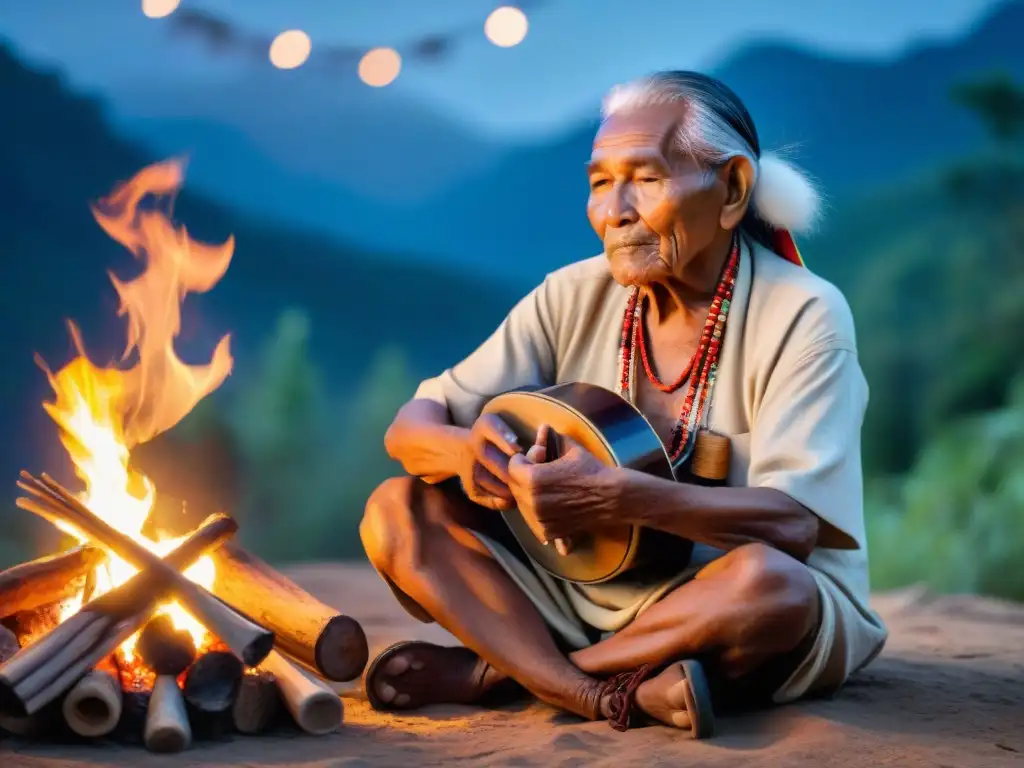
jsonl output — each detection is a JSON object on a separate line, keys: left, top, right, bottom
{"left": 2, "top": 563, "right": 1022, "bottom": 767}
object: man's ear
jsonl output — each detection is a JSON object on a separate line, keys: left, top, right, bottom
{"left": 718, "top": 156, "right": 755, "bottom": 231}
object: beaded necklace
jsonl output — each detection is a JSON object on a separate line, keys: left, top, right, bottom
{"left": 617, "top": 235, "right": 740, "bottom": 463}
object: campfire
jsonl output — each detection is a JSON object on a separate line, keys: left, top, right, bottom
{"left": 0, "top": 161, "right": 368, "bottom": 751}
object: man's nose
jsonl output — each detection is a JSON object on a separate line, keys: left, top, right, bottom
{"left": 604, "top": 184, "right": 639, "bottom": 227}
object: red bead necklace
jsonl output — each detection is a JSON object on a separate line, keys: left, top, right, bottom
{"left": 617, "top": 236, "right": 740, "bottom": 461}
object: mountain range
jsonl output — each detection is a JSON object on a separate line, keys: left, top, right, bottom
{"left": 108, "top": 0, "right": 1024, "bottom": 282}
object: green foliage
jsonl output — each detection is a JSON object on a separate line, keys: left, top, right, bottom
{"left": 951, "top": 72, "right": 1024, "bottom": 143}
{"left": 858, "top": 76, "right": 1024, "bottom": 600}
{"left": 221, "top": 310, "right": 416, "bottom": 563}
{"left": 866, "top": 379, "right": 1024, "bottom": 600}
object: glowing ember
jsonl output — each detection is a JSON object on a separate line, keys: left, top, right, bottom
{"left": 38, "top": 159, "right": 234, "bottom": 666}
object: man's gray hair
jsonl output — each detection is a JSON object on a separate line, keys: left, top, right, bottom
{"left": 601, "top": 71, "right": 822, "bottom": 236}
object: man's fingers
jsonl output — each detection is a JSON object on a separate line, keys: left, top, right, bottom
{"left": 472, "top": 492, "right": 513, "bottom": 511}
{"left": 507, "top": 451, "right": 535, "bottom": 481}
{"left": 478, "top": 415, "right": 522, "bottom": 457}
{"left": 525, "top": 444, "right": 546, "bottom": 464}
{"left": 478, "top": 443, "right": 514, "bottom": 485}
{"left": 474, "top": 463, "right": 513, "bottom": 499}
{"left": 534, "top": 424, "right": 549, "bottom": 452}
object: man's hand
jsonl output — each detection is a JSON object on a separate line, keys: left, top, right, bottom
{"left": 507, "top": 425, "right": 616, "bottom": 546}
{"left": 456, "top": 414, "right": 523, "bottom": 510}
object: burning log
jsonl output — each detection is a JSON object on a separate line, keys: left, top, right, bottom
{"left": 62, "top": 666, "right": 122, "bottom": 737}
{"left": 138, "top": 614, "right": 196, "bottom": 753}
{"left": 114, "top": 690, "right": 151, "bottom": 746}
{"left": 16, "top": 472, "right": 274, "bottom": 667}
{"left": 138, "top": 615, "right": 197, "bottom": 675}
{"left": 2, "top": 603, "right": 63, "bottom": 650}
{"left": 259, "top": 651, "right": 341, "bottom": 736}
{"left": 183, "top": 650, "right": 243, "bottom": 739}
{"left": 0, "top": 512, "right": 237, "bottom": 717}
{"left": 0, "top": 626, "right": 17, "bottom": 663}
{"left": 0, "top": 546, "right": 106, "bottom": 619}
{"left": 232, "top": 670, "right": 282, "bottom": 735}
{"left": 210, "top": 544, "right": 368, "bottom": 681}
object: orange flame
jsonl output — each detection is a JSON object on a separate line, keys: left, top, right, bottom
{"left": 41, "top": 159, "right": 234, "bottom": 663}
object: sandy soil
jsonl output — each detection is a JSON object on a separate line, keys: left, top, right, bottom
{"left": 2, "top": 563, "right": 1022, "bottom": 767}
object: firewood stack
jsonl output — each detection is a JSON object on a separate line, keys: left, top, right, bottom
{"left": 0, "top": 472, "right": 367, "bottom": 752}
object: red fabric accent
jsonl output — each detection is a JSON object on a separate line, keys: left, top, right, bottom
{"left": 772, "top": 229, "right": 805, "bottom": 267}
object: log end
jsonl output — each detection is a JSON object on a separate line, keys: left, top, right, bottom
{"left": 315, "top": 616, "right": 369, "bottom": 682}
{"left": 146, "top": 724, "right": 191, "bottom": 753}
{"left": 137, "top": 615, "right": 196, "bottom": 677}
{"left": 297, "top": 690, "right": 343, "bottom": 736}
{"left": 242, "top": 629, "right": 276, "bottom": 668}
{"left": 232, "top": 671, "right": 282, "bottom": 735}
{"left": 183, "top": 651, "right": 244, "bottom": 712}
{"left": 0, "top": 677, "right": 27, "bottom": 719}
{"left": 62, "top": 669, "right": 122, "bottom": 738}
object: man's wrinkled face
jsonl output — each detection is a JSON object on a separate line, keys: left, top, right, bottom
{"left": 586, "top": 104, "right": 726, "bottom": 287}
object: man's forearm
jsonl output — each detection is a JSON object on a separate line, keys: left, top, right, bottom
{"left": 384, "top": 399, "right": 468, "bottom": 482}
{"left": 605, "top": 468, "right": 819, "bottom": 561}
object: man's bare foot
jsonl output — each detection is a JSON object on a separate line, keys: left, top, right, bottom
{"left": 365, "top": 642, "right": 490, "bottom": 711}
{"left": 634, "top": 660, "right": 714, "bottom": 736}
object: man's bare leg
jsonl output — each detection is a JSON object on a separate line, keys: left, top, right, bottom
{"left": 571, "top": 543, "right": 820, "bottom": 729}
{"left": 360, "top": 477, "right": 605, "bottom": 719}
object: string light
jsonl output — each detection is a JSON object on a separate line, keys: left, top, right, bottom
{"left": 165, "top": 2, "right": 548, "bottom": 84}
{"left": 485, "top": 6, "right": 529, "bottom": 48}
{"left": 142, "top": 0, "right": 180, "bottom": 19}
{"left": 269, "top": 30, "right": 312, "bottom": 70}
{"left": 358, "top": 48, "right": 402, "bottom": 87}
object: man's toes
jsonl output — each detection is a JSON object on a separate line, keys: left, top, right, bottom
{"left": 376, "top": 681, "right": 398, "bottom": 704}
{"left": 635, "top": 666, "right": 693, "bottom": 730}
{"left": 383, "top": 654, "right": 411, "bottom": 676}
{"left": 394, "top": 692, "right": 412, "bottom": 707}
{"left": 666, "top": 679, "right": 692, "bottom": 713}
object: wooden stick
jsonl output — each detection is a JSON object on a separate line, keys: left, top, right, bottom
{"left": 0, "top": 626, "right": 30, "bottom": 737}
{"left": 17, "top": 473, "right": 274, "bottom": 667}
{"left": 259, "top": 651, "right": 341, "bottom": 735}
{"left": 138, "top": 613, "right": 196, "bottom": 752}
{"left": 0, "top": 513, "right": 237, "bottom": 717}
{"left": 232, "top": 670, "right": 282, "bottom": 735}
{"left": 183, "top": 650, "right": 243, "bottom": 739}
{"left": 210, "top": 544, "right": 368, "bottom": 681}
{"left": 62, "top": 667, "right": 122, "bottom": 737}
{"left": 0, "top": 546, "right": 106, "bottom": 620}
{"left": 145, "top": 675, "right": 191, "bottom": 752}
{"left": 0, "top": 698, "right": 69, "bottom": 740}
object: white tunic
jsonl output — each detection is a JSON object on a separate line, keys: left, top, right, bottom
{"left": 413, "top": 235, "right": 888, "bottom": 702}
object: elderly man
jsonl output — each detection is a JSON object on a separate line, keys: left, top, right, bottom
{"left": 359, "top": 70, "right": 887, "bottom": 736}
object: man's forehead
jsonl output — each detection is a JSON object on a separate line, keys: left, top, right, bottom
{"left": 591, "top": 103, "right": 685, "bottom": 163}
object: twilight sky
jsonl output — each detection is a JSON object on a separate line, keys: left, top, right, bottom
{"left": 0, "top": 0, "right": 1008, "bottom": 137}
